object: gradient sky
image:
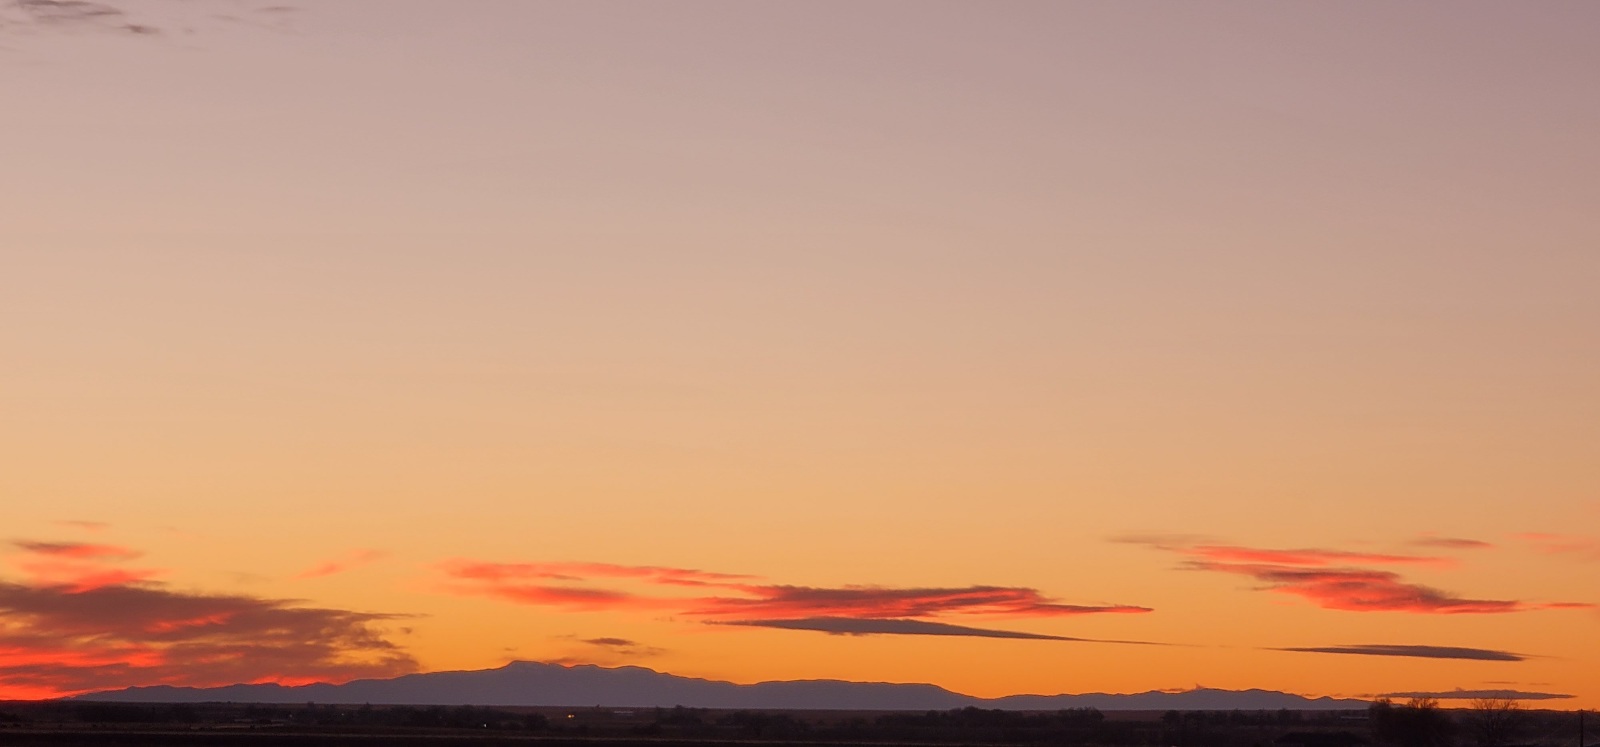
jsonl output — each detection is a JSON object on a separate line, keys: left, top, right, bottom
{"left": 3, "top": 1, "right": 1598, "bottom": 706}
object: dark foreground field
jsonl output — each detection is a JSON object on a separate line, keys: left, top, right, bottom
{"left": 0, "top": 700, "right": 1586, "bottom": 747}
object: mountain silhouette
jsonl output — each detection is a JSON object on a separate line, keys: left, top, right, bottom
{"left": 73, "top": 661, "right": 1367, "bottom": 711}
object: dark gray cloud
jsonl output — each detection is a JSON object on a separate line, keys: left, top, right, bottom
{"left": 1408, "top": 537, "right": 1494, "bottom": 550}
{"left": 582, "top": 637, "right": 640, "bottom": 648}
{"left": 1381, "top": 689, "right": 1573, "bottom": 701}
{"left": 717, "top": 616, "right": 1160, "bottom": 644}
{"left": 1, "top": 0, "right": 297, "bottom": 36}
{"left": 1275, "top": 644, "right": 1525, "bottom": 662}
{"left": 4, "top": 0, "right": 151, "bottom": 34}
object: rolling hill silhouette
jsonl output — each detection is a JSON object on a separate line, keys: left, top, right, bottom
{"left": 74, "top": 662, "right": 1367, "bottom": 711}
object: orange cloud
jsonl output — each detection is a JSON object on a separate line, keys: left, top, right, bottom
{"left": 446, "top": 560, "right": 755, "bottom": 588}
{"left": 1184, "top": 545, "right": 1451, "bottom": 568}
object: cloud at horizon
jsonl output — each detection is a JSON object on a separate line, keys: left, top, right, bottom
{"left": 0, "top": 581, "right": 417, "bottom": 699}
{"left": 1381, "top": 689, "right": 1574, "bottom": 701}
{"left": 1274, "top": 644, "right": 1526, "bottom": 662}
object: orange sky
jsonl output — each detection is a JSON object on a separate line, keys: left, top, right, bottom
{"left": 1, "top": 1, "right": 1597, "bottom": 707}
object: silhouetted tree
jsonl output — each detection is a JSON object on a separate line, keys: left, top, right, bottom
{"left": 1372, "top": 697, "right": 1455, "bottom": 747}
{"left": 1467, "top": 698, "right": 1523, "bottom": 747}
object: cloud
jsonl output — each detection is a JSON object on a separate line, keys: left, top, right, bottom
{"left": 1191, "top": 561, "right": 1526, "bottom": 614}
{"left": 1380, "top": 689, "right": 1574, "bottom": 701}
{"left": 1274, "top": 644, "right": 1526, "bottom": 662}
{"left": 295, "top": 549, "right": 387, "bottom": 580}
{"left": 577, "top": 636, "right": 664, "bottom": 658}
{"left": 444, "top": 560, "right": 755, "bottom": 589}
{"left": 2, "top": 0, "right": 152, "bottom": 34}
{"left": 1408, "top": 536, "right": 1495, "bottom": 550}
{"left": 1128, "top": 540, "right": 1452, "bottom": 568}
{"left": 53, "top": 521, "right": 109, "bottom": 533}
{"left": 581, "top": 637, "right": 640, "bottom": 648}
{"left": 0, "top": 1, "right": 299, "bottom": 37}
{"left": 716, "top": 617, "right": 1158, "bottom": 643}
{"left": 1126, "top": 537, "right": 1583, "bottom": 614}
{"left": 13, "top": 541, "right": 140, "bottom": 560}
{"left": 7, "top": 540, "right": 162, "bottom": 592}
{"left": 1518, "top": 533, "right": 1600, "bottom": 562}
{"left": 0, "top": 581, "right": 417, "bottom": 699}
{"left": 686, "top": 585, "right": 1151, "bottom": 619}
{"left": 438, "top": 560, "right": 1150, "bottom": 642}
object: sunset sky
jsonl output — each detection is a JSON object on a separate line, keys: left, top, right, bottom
{"left": 3, "top": 1, "right": 1598, "bottom": 706}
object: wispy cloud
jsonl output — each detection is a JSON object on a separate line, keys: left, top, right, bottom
{"left": 1124, "top": 537, "right": 1588, "bottom": 614}
{"left": 0, "top": 1, "right": 299, "bottom": 37}
{"left": 1408, "top": 536, "right": 1494, "bottom": 550}
{"left": 447, "top": 561, "right": 754, "bottom": 589}
{"left": 2, "top": 0, "right": 155, "bottom": 35}
{"left": 1380, "top": 689, "right": 1573, "bottom": 701}
{"left": 687, "top": 584, "right": 1150, "bottom": 619}
{"left": 1518, "top": 533, "right": 1600, "bottom": 562}
{"left": 717, "top": 617, "right": 1157, "bottom": 644}
{"left": 1275, "top": 644, "right": 1526, "bottom": 662}
{"left": 438, "top": 560, "right": 1150, "bottom": 642}
{"left": 7, "top": 540, "right": 161, "bottom": 592}
{"left": 295, "top": 549, "right": 387, "bottom": 580}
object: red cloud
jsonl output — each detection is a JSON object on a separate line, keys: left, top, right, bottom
{"left": 9, "top": 541, "right": 161, "bottom": 592}
{"left": 1128, "top": 537, "right": 1584, "bottom": 615}
{"left": 13, "top": 542, "right": 140, "bottom": 560}
{"left": 0, "top": 581, "right": 417, "bottom": 700}
{"left": 1186, "top": 561, "right": 1524, "bottom": 614}
{"left": 438, "top": 560, "right": 1150, "bottom": 634}
{"left": 295, "top": 549, "right": 387, "bottom": 580}
{"left": 686, "top": 585, "right": 1150, "bottom": 619}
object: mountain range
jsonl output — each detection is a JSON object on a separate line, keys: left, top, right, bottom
{"left": 75, "top": 661, "right": 1368, "bottom": 711}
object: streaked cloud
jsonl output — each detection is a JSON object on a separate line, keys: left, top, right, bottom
{"left": 1408, "top": 536, "right": 1495, "bottom": 550}
{"left": 1275, "top": 644, "right": 1526, "bottom": 662}
{"left": 438, "top": 560, "right": 1149, "bottom": 641}
{"left": 686, "top": 584, "right": 1149, "bottom": 619}
{"left": 2, "top": 0, "right": 154, "bottom": 34}
{"left": 0, "top": 0, "right": 299, "bottom": 37}
{"left": 295, "top": 549, "right": 387, "bottom": 580}
{"left": 1518, "top": 533, "right": 1600, "bottom": 561}
{"left": 1380, "top": 689, "right": 1573, "bottom": 701}
{"left": 447, "top": 560, "right": 754, "bottom": 589}
{"left": 1126, "top": 537, "right": 1589, "bottom": 614}
{"left": 717, "top": 617, "right": 1157, "bottom": 644}
{"left": 13, "top": 541, "right": 140, "bottom": 560}
{"left": 7, "top": 540, "right": 161, "bottom": 592}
